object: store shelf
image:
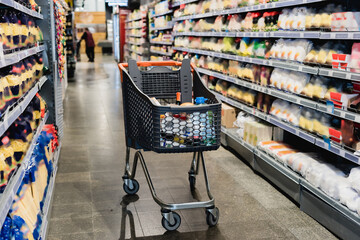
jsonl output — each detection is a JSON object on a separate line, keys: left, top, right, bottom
{"left": 0, "top": 0, "right": 43, "bottom": 19}
{"left": 0, "top": 76, "right": 47, "bottom": 138}
{"left": 150, "top": 40, "right": 173, "bottom": 45}
{"left": 126, "top": 17, "right": 145, "bottom": 23}
{"left": 39, "top": 145, "right": 61, "bottom": 240}
{"left": 150, "top": 50, "right": 173, "bottom": 56}
{"left": 151, "top": 25, "right": 174, "bottom": 31}
{"left": 174, "top": 46, "right": 360, "bottom": 82}
{"left": 174, "top": 31, "right": 360, "bottom": 40}
{"left": 0, "top": 45, "right": 45, "bottom": 69}
{"left": 125, "top": 26, "right": 143, "bottom": 30}
{"left": 221, "top": 126, "right": 360, "bottom": 238}
{"left": 127, "top": 41, "right": 143, "bottom": 46}
{"left": 127, "top": 34, "right": 144, "bottom": 38}
{"left": 152, "top": 10, "right": 173, "bottom": 18}
{"left": 173, "top": 0, "right": 325, "bottom": 21}
{"left": 172, "top": 0, "right": 198, "bottom": 8}
{"left": 213, "top": 91, "right": 360, "bottom": 165}
{"left": 0, "top": 111, "right": 49, "bottom": 231}
{"left": 198, "top": 68, "right": 360, "bottom": 123}
{"left": 125, "top": 47, "right": 143, "bottom": 56}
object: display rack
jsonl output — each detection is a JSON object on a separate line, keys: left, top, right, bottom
{"left": 150, "top": 40, "right": 173, "bottom": 45}
{"left": 0, "top": 0, "right": 43, "bottom": 18}
{"left": 173, "top": 46, "right": 360, "bottom": 82}
{"left": 0, "top": 45, "right": 45, "bottom": 68}
{"left": 66, "top": 11, "right": 76, "bottom": 78}
{"left": 197, "top": 68, "right": 360, "bottom": 123}
{"left": 213, "top": 91, "right": 360, "bottom": 165}
{"left": 39, "top": 145, "right": 61, "bottom": 240}
{"left": 173, "top": 31, "right": 360, "bottom": 40}
{"left": 171, "top": 0, "right": 198, "bottom": 8}
{"left": 0, "top": 112, "right": 49, "bottom": 230}
{"left": 221, "top": 127, "right": 360, "bottom": 240}
{"left": 150, "top": 49, "right": 173, "bottom": 56}
{"left": 151, "top": 9, "right": 173, "bottom": 18}
{"left": 170, "top": 0, "right": 360, "bottom": 238}
{"left": 149, "top": 1, "right": 175, "bottom": 60}
{"left": 173, "top": 0, "right": 325, "bottom": 21}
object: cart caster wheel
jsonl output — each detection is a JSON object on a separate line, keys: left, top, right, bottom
{"left": 161, "top": 211, "right": 181, "bottom": 231}
{"left": 123, "top": 179, "right": 139, "bottom": 195}
{"left": 189, "top": 176, "right": 196, "bottom": 191}
{"left": 206, "top": 207, "right": 219, "bottom": 227}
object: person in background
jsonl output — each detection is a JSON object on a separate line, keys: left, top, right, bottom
{"left": 80, "top": 28, "right": 95, "bottom": 62}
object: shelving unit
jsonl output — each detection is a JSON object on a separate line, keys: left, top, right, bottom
{"left": 169, "top": 0, "right": 360, "bottom": 237}
{"left": 221, "top": 127, "right": 360, "bottom": 240}
{"left": 151, "top": 9, "right": 173, "bottom": 18}
{"left": 197, "top": 68, "right": 360, "bottom": 123}
{"left": 173, "top": 0, "right": 325, "bottom": 21}
{"left": 0, "top": 0, "right": 65, "bottom": 237}
{"left": 214, "top": 91, "right": 360, "bottom": 165}
{"left": 171, "top": 0, "right": 198, "bottom": 8}
{"left": 150, "top": 50, "right": 173, "bottom": 56}
{"left": 149, "top": 1, "right": 175, "bottom": 60}
{"left": 173, "top": 46, "right": 360, "bottom": 82}
{"left": 0, "top": 45, "right": 45, "bottom": 68}
{"left": 0, "top": 0, "right": 43, "bottom": 18}
{"left": 39, "top": 145, "right": 61, "bottom": 240}
{"left": 0, "top": 111, "right": 49, "bottom": 229}
{"left": 125, "top": 6, "right": 149, "bottom": 61}
{"left": 149, "top": 40, "right": 173, "bottom": 45}
{"left": 174, "top": 31, "right": 360, "bottom": 40}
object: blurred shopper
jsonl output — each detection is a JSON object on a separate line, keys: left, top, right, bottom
{"left": 80, "top": 28, "right": 95, "bottom": 62}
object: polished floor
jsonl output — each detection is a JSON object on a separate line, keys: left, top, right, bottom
{"left": 47, "top": 55, "right": 338, "bottom": 240}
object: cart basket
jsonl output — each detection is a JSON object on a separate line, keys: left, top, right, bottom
{"left": 119, "top": 59, "right": 221, "bottom": 153}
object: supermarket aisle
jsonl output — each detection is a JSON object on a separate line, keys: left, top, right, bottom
{"left": 47, "top": 55, "right": 337, "bottom": 240}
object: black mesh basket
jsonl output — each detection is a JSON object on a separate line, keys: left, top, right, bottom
{"left": 119, "top": 59, "right": 221, "bottom": 153}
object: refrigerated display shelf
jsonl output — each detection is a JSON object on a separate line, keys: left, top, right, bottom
{"left": 173, "top": 0, "right": 325, "bottom": 21}
{"left": 0, "top": 0, "right": 43, "bottom": 19}
{"left": 0, "top": 45, "right": 45, "bottom": 69}
{"left": 198, "top": 67, "right": 360, "bottom": 123}
{"left": 221, "top": 126, "right": 360, "bottom": 239}
{"left": 151, "top": 25, "right": 174, "bottom": 31}
{"left": 213, "top": 91, "right": 360, "bottom": 165}
{"left": 0, "top": 76, "right": 47, "bottom": 138}
{"left": 0, "top": 111, "right": 49, "bottom": 231}
{"left": 150, "top": 50, "right": 173, "bottom": 56}
{"left": 127, "top": 34, "right": 144, "bottom": 37}
{"left": 150, "top": 40, "right": 173, "bottom": 45}
{"left": 173, "top": 46, "right": 360, "bottom": 82}
{"left": 172, "top": 0, "right": 198, "bottom": 8}
{"left": 173, "top": 31, "right": 360, "bottom": 40}
{"left": 125, "top": 26, "right": 143, "bottom": 30}
{"left": 126, "top": 17, "right": 145, "bottom": 23}
{"left": 127, "top": 41, "right": 143, "bottom": 46}
{"left": 39, "top": 145, "right": 61, "bottom": 240}
{"left": 152, "top": 10, "right": 173, "bottom": 18}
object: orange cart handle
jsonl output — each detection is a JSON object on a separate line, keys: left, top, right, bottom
{"left": 118, "top": 61, "right": 196, "bottom": 82}
{"left": 119, "top": 61, "right": 183, "bottom": 68}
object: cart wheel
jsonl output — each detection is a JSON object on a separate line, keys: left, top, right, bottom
{"left": 123, "top": 179, "right": 139, "bottom": 195}
{"left": 189, "top": 176, "right": 196, "bottom": 191}
{"left": 161, "top": 212, "right": 181, "bottom": 231}
{"left": 206, "top": 207, "right": 219, "bottom": 227}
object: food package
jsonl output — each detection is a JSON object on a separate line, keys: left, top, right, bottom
{"left": 348, "top": 167, "right": 360, "bottom": 194}
{"left": 221, "top": 103, "right": 237, "bottom": 128}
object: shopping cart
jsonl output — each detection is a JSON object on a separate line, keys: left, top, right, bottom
{"left": 118, "top": 59, "right": 221, "bottom": 231}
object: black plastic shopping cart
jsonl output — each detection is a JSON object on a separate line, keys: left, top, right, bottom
{"left": 118, "top": 59, "right": 221, "bottom": 231}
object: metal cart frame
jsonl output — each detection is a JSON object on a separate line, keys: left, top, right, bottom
{"left": 118, "top": 60, "right": 221, "bottom": 231}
